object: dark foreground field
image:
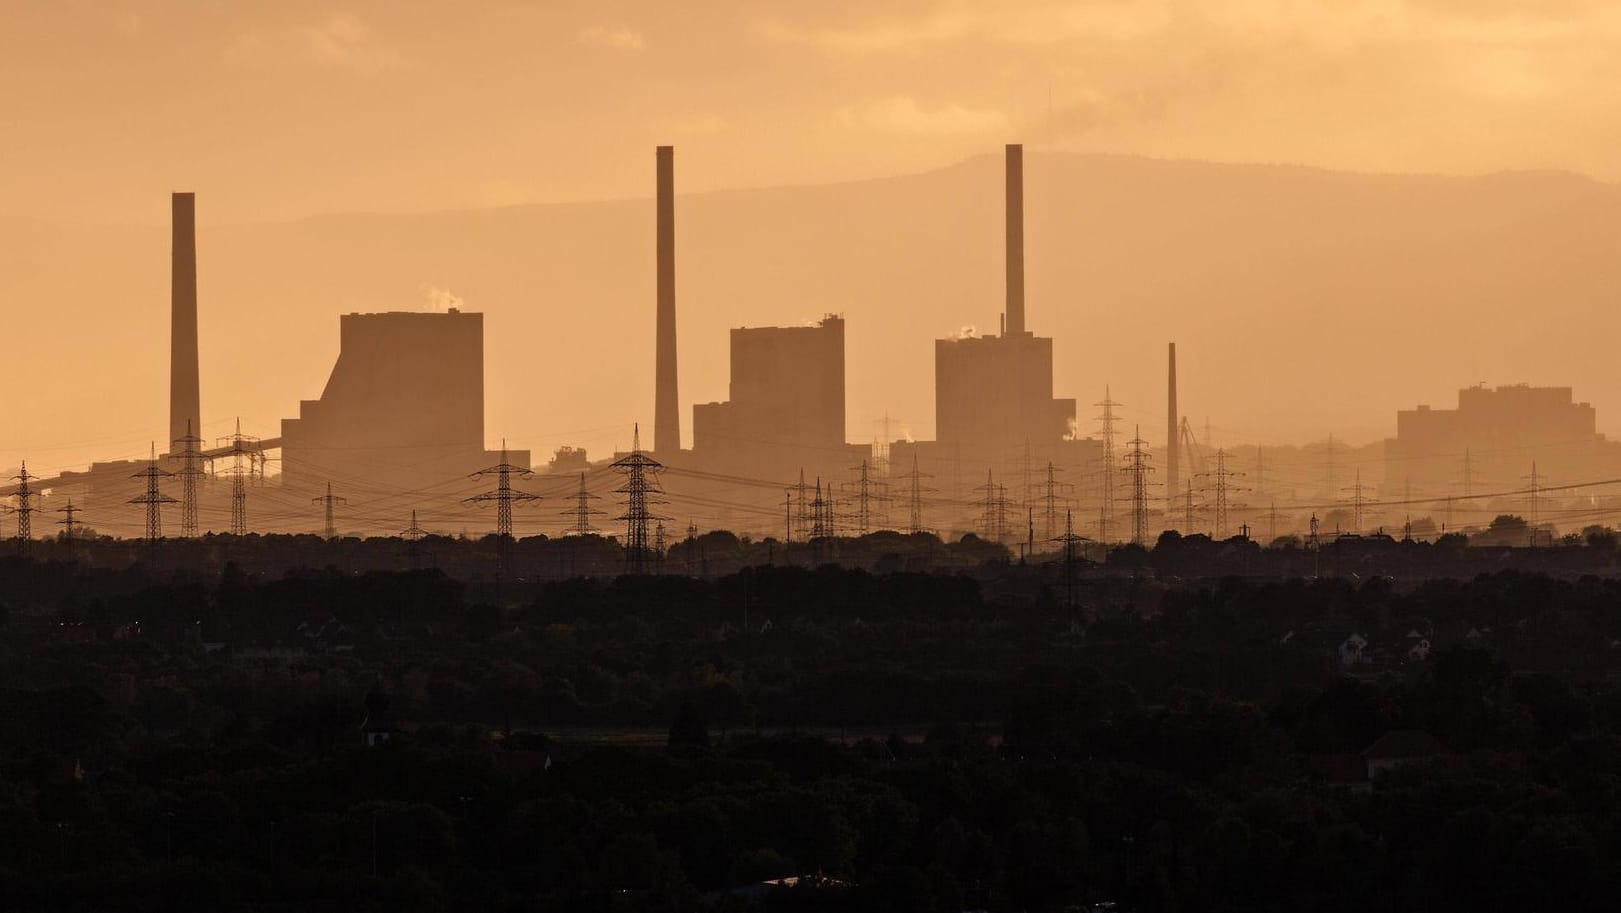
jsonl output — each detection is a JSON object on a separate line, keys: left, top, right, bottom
{"left": 3, "top": 556, "right": 1621, "bottom": 910}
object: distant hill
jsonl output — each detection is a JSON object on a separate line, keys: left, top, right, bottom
{"left": 4, "top": 153, "right": 1618, "bottom": 478}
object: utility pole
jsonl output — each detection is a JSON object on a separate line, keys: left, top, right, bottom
{"left": 174, "top": 420, "right": 204, "bottom": 537}
{"left": 56, "top": 499, "right": 81, "bottom": 559}
{"left": 11, "top": 462, "right": 35, "bottom": 554}
{"left": 1095, "top": 388, "right": 1121, "bottom": 542}
{"left": 130, "top": 444, "right": 177, "bottom": 542}
{"left": 217, "top": 419, "right": 258, "bottom": 536}
{"left": 611, "top": 425, "right": 666, "bottom": 574}
{"left": 313, "top": 482, "right": 347, "bottom": 540}
{"left": 1123, "top": 425, "right": 1154, "bottom": 546}
{"left": 467, "top": 440, "right": 540, "bottom": 540}
{"left": 562, "top": 473, "right": 604, "bottom": 536}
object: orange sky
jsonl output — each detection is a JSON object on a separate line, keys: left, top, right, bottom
{"left": 6, "top": 1, "right": 1621, "bottom": 223}
{"left": 4, "top": 1, "right": 1621, "bottom": 480}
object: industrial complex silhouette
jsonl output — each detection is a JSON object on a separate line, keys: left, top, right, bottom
{"left": 5, "top": 144, "right": 1621, "bottom": 552}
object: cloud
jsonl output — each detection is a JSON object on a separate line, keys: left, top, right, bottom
{"left": 755, "top": 2, "right": 1172, "bottom": 52}
{"left": 422, "top": 286, "right": 464, "bottom": 312}
{"left": 578, "top": 25, "right": 646, "bottom": 51}
{"left": 225, "top": 13, "right": 400, "bottom": 75}
{"left": 303, "top": 14, "right": 399, "bottom": 74}
{"left": 838, "top": 97, "right": 1009, "bottom": 135}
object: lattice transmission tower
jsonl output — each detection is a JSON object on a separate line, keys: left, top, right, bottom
{"left": 1201, "top": 448, "right": 1246, "bottom": 539}
{"left": 896, "top": 455, "right": 935, "bottom": 535}
{"left": 1094, "top": 388, "right": 1121, "bottom": 542}
{"left": 313, "top": 482, "right": 347, "bottom": 540}
{"left": 11, "top": 462, "right": 36, "bottom": 554}
{"left": 1122, "top": 425, "right": 1155, "bottom": 546}
{"left": 611, "top": 425, "right": 667, "bottom": 574}
{"left": 56, "top": 499, "right": 82, "bottom": 559}
{"left": 976, "top": 471, "right": 1010, "bottom": 542}
{"left": 174, "top": 420, "right": 205, "bottom": 537}
{"left": 401, "top": 509, "right": 428, "bottom": 570}
{"left": 467, "top": 440, "right": 540, "bottom": 540}
{"left": 217, "top": 419, "right": 258, "bottom": 536}
{"left": 1040, "top": 461, "right": 1072, "bottom": 543}
{"left": 130, "top": 444, "right": 177, "bottom": 541}
{"left": 563, "top": 473, "right": 605, "bottom": 536}
{"left": 1049, "top": 510, "right": 1090, "bottom": 608}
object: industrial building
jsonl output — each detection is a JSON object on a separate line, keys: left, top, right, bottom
{"left": 929, "top": 144, "right": 1078, "bottom": 470}
{"left": 691, "top": 316, "right": 855, "bottom": 480}
{"left": 1386, "top": 384, "right": 1621, "bottom": 497}
{"left": 280, "top": 309, "right": 526, "bottom": 492}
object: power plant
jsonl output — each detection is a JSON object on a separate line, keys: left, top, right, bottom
{"left": 280, "top": 310, "right": 526, "bottom": 492}
{"left": 4, "top": 144, "right": 1618, "bottom": 550}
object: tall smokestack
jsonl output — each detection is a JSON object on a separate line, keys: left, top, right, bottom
{"left": 1005, "top": 143, "right": 1025, "bottom": 337}
{"left": 1166, "top": 342, "right": 1179, "bottom": 511}
{"left": 654, "top": 146, "right": 680, "bottom": 455}
{"left": 170, "top": 192, "right": 200, "bottom": 454}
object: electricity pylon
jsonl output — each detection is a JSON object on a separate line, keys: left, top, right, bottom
{"left": 217, "top": 419, "right": 258, "bottom": 536}
{"left": 11, "top": 462, "right": 35, "bottom": 553}
{"left": 467, "top": 440, "right": 539, "bottom": 540}
{"left": 313, "top": 482, "right": 347, "bottom": 540}
{"left": 130, "top": 444, "right": 177, "bottom": 541}
{"left": 611, "top": 425, "right": 667, "bottom": 574}
{"left": 896, "top": 454, "right": 935, "bottom": 534}
{"left": 174, "top": 420, "right": 205, "bottom": 537}
{"left": 1122, "top": 425, "right": 1154, "bottom": 545}
{"left": 562, "top": 472, "right": 604, "bottom": 536}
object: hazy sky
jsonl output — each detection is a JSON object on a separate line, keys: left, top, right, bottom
{"left": 7, "top": 0, "right": 1621, "bottom": 224}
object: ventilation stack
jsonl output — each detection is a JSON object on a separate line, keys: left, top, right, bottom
{"left": 170, "top": 192, "right": 200, "bottom": 455}
{"left": 654, "top": 146, "right": 680, "bottom": 455}
{"left": 1166, "top": 342, "right": 1179, "bottom": 507}
{"left": 1004, "top": 143, "right": 1025, "bottom": 337}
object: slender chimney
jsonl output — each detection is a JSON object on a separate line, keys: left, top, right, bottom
{"left": 170, "top": 192, "right": 200, "bottom": 455}
{"left": 654, "top": 146, "right": 680, "bottom": 455}
{"left": 1166, "top": 342, "right": 1179, "bottom": 511}
{"left": 1004, "top": 143, "right": 1025, "bottom": 337}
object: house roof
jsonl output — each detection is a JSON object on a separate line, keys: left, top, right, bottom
{"left": 1363, "top": 730, "right": 1446, "bottom": 760}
